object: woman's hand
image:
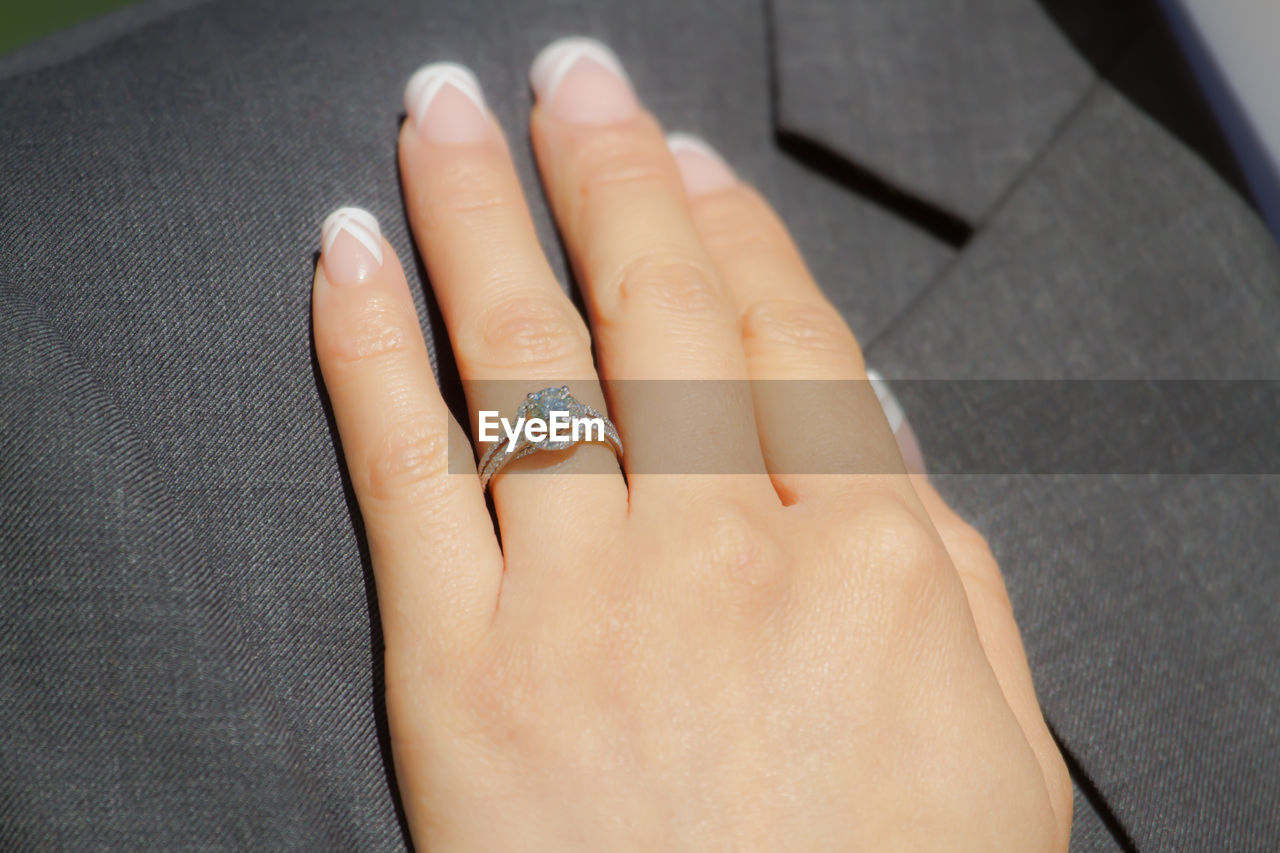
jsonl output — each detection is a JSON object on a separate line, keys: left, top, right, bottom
{"left": 311, "top": 37, "right": 1070, "bottom": 851}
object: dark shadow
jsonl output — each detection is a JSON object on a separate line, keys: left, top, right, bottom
{"left": 1052, "top": 723, "right": 1140, "bottom": 853}
{"left": 308, "top": 250, "right": 413, "bottom": 851}
{"left": 1036, "top": 0, "right": 1255, "bottom": 207}
{"left": 760, "top": 0, "right": 973, "bottom": 247}
{"left": 775, "top": 129, "right": 975, "bottom": 248}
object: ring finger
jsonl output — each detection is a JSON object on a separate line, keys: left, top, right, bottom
{"left": 398, "top": 63, "right": 628, "bottom": 554}
{"left": 528, "top": 39, "right": 775, "bottom": 505}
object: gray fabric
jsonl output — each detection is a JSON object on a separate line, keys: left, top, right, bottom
{"left": 767, "top": 154, "right": 955, "bottom": 343}
{"left": 865, "top": 17, "right": 1280, "bottom": 851}
{"left": 621, "top": 4, "right": 957, "bottom": 344}
{"left": 911, "top": 472, "right": 1280, "bottom": 853}
{"left": 0, "top": 283, "right": 372, "bottom": 848}
{"left": 771, "top": 0, "right": 1141, "bottom": 223}
{"left": 1, "top": 0, "right": 1276, "bottom": 849}
{"left": 866, "top": 35, "right": 1280, "bottom": 381}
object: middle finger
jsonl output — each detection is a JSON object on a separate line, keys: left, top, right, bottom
{"left": 399, "top": 62, "right": 628, "bottom": 554}
{"left": 529, "top": 38, "right": 773, "bottom": 503}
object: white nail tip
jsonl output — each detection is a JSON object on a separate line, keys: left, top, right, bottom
{"left": 321, "top": 207, "right": 383, "bottom": 266}
{"left": 530, "top": 37, "right": 629, "bottom": 102}
{"left": 404, "top": 62, "right": 487, "bottom": 128}
{"left": 666, "top": 132, "right": 723, "bottom": 161}
{"left": 867, "top": 369, "right": 905, "bottom": 434}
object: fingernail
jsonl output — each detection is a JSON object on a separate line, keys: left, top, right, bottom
{"left": 404, "top": 62, "right": 490, "bottom": 144}
{"left": 867, "top": 369, "right": 927, "bottom": 476}
{"left": 530, "top": 36, "right": 638, "bottom": 125}
{"left": 667, "top": 133, "right": 736, "bottom": 196}
{"left": 321, "top": 207, "right": 383, "bottom": 286}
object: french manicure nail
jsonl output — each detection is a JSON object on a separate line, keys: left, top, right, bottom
{"left": 404, "top": 62, "right": 490, "bottom": 143}
{"left": 321, "top": 207, "right": 383, "bottom": 286}
{"left": 667, "top": 133, "right": 736, "bottom": 196}
{"left": 868, "top": 369, "right": 927, "bottom": 476}
{"left": 530, "top": 36, "right": 638, "bottom": 125}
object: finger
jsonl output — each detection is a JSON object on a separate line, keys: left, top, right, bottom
{"left": 668, "top": 134, "right": 908, "bottom": 504}
{"left": 910, "top": 472, "right": 1073, "bottom": 839}
{"left": 866, "top": 369, "right": 928, "bottom": 477}
{"left": 528, "top": 38, "right": 773, "bottom": 502}
{"left": 312, "top": 207, "right": 502, "bottom": 660}
{"left": 398, "top": 62, "right": 627, "bottom": 557}
{"left": 866, "top": 373, "right": 1071, "bottom": 836}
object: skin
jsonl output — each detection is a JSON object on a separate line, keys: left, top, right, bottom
{"left": 312, "top": 44, "right": 1071, "bottom": 852}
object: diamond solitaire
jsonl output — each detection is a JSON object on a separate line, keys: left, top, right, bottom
{"left": 476, "top": 386, "right": 623, "bottom": 490}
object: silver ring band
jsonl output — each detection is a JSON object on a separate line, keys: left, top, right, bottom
{"left": 477, "top": 386, "right": 623, "bottom": 490}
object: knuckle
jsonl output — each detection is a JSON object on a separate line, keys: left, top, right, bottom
{"left": 363, "top": 417, "right": 451, "bottom": 503}
{"left": 960, "top": 562, "right": 1015, "bottom": 618}
{"left": 383, "top": 644, "right": 458, "bottom": 738}
{"left": 698, "top": 509, "right": 788, "bottom": 617}
{"left": 451, "top": 642, "right": 546, "bottom": 749}
{"left": 607, "top": 251, "right": 726, "bottom": 320}
{"left": 456, "top": 655, "right": 515, "bottom": 729}
{"left": 849, "top": 493, "right": 949, "bottom": 610}
{"left": 696, "top": 187, "right": 792, "bottom": 256}
{"left": 740, "top": 299, "right": 857, "bottom": 361}
{"left": 932, "top": 518, "right": 1014, "bottom": 611}
{"left": 430, "top": 160, "right": 519, "bottom": 218}
{"left": 319, "top": 295, "right": 413, "bottom": 370}
{"left": 460, "top": 295, "right": 591, "bottom": 369}
{"left": 942, "top": 520, "right": 999, "bottom": 570}
{"left": 573, "top": 130, "right": 669, "bottom": 201}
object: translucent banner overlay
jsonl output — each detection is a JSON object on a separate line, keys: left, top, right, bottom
{"left": 443, "top": 380, "right": 1280, "bottom": 475}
